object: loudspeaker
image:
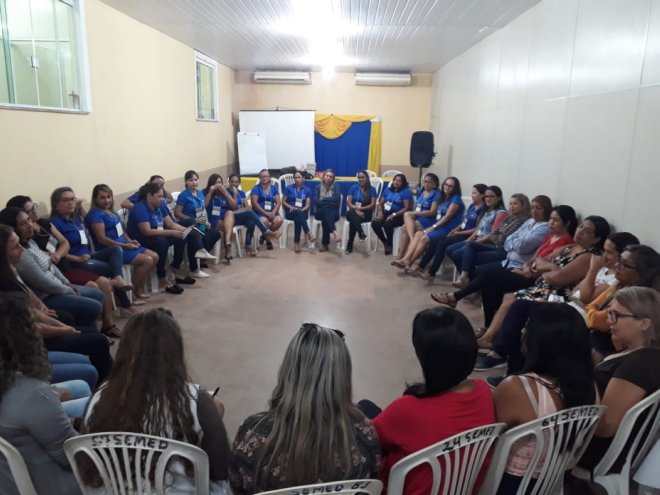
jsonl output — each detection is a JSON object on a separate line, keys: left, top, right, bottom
{"left": 410, "top": 131, "right": 434, "bottom": 167}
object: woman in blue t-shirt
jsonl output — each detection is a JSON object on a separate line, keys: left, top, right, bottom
{"left": 204, "top": 174, "right": 237, "bottom": 262}
{"left": 392, "top": 176, "right": 465, "bottom": 270}
{"left": 371, "top": 174, "right": 413, "bottom": 255}
{"left": 393, "top": 173, "right": 440, "bottom": 264}
{"left": 282, "top": 171, "right": 314, "bottom": 253}
{"left": 345, "top": 170, "right": 378, "bottom": 254}
{"left": 250, "top": 169, "right": 283, "bottom": 250}
{"left": 86, "top": 184, "right": 159, "bottom": 300}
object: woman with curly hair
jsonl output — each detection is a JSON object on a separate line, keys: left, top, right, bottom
{"left": 0, "top": 292, "right": 80, "bottom": 495}
{"left": 83, "top": 308, "right": 230, "bottom": 492}
{"left": 229, "top": 323, "right": 381, "bottom": 494}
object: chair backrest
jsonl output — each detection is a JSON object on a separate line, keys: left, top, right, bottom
{"left": 171, "top": 191, "right": 180, "bottom": 202}
{"left": 388, "top": 423, "right": 505, "bottom": 495}
{"left": 356, "top": 170, "right": 378, "bottom": 178}
{"left": 382, "top": 170, "right": 403, "bottom": 178}
{"left": 480, "top": 405, "right": 606, "bottom": 495}
{"left": 592, "top": 389, "right": 660, "bottom": 478}
{"left": 370, "top": 177, "right": 384, "bottom": 199}
{"left": 270, "top": 178, "right": 281, "bottom": 193}
{"left": 257, "top": 479, "right": 383, "bottom": 495}
{"left": 64, "top": 432, "right": 210, "bottom": 495}
{"left": 279, "top": 173, "right": 295, "bottom": 189}
{"left": 0, "top": 436, "right": 38, "bottom": 495}
{"left": 116, "top": 207, "right": 128, "bottom": 222}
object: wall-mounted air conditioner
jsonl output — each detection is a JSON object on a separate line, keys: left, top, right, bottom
{"left": 355, "top": 72, "right": 412, "bottom": 86}
{"left": 254, "top": 71, "right": 311, "bottom": 85}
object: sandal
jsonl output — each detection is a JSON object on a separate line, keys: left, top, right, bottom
{"left": 246, "top": 248, "right": 257, "bottom": 257}
{"left": 225, "top": 243, "right": 233, "bottom": 261}
{"left": 430, "top": 292, "right": 457, "bottom": 308}
{"left": 101, "top": 324, "right": 123, "bottom": 339}
{"left": 474, "top": 327, "right": 487, "bottom": 339}
{"left": 391, "top": 260, "right": 407, "bottom": 269}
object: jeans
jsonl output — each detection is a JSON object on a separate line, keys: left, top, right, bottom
{"left": 454, "top": 241, "right": 507, "bottom": 278}
{"left": 234, "top": 210, "right": 268, "bottom": 247}
{"left": 314, "top": 205, "right": 339, "bottom": 246}
{"left": 43, "top": 288, "right": 103, "bottom": 327}
{"left": 140, "top": 229, "right": 204, "bottom": 277}
{"left": 72, "top": 245, "right": 124, "bottom": 278}
{"left": 55, "top": 379, "right": 92, "bottom": 418}
{"left": 48, "top": 351, "right": 98, "bottom": 389}
{"left": 44, "top": 326, "right": 113, "bottom": 381}
{"left": 345, "top": 210, "right": 372, "bottom": 250}
{"left": 371, "top": 212, "right": 404, "bottom": 247}
{"left": 285, "top": 210, "right": 310, "bottom": 243}
{"left": 177, "top": 218, "right": 222, "bottom": 253}
{"left": 493, "top": 299, "right": 535, "bottom": 374}
{"left": 418, "top": 236, "right": 466, "bottom": 276}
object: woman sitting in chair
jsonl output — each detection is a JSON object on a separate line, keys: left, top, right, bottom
{"left": 371, "top": 174, "right": 413, "bottom": 255}
{"left": 250, "top": 169, "right": 283, "bottom": 250}
{"left": 204, "top": 173, "right": 237, "bottom": 262}
{"left": 313, "top": 169, "right": 343, "bottom": 252}
{"left": 229, "top": 323, "right": 381, "bottom": 494}
{"left": 282, "top": 171, "right": 315, "bottom": 253}
{"left": 83, "top": 308, "right": 230, "bottom": 493}
{"left": 358, "top": 307, "right": 495, "bottom": 494}
{"left": 344, "top": 170, "right": 377, "bottom": 254}
{"left": 0, "top": 293, "right": 80, "bottom": 495}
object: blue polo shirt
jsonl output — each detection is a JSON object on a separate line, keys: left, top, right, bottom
{"left": 85, "top": 208, "right": 126, "bottom": 249}
{"left": 176, "top": 189, "right": 206, "bottom": 219}
{"left": 348, "top": 185, "right": 378, "bottom": 205}
{"left": 464, "top": 203, "right": 485, "bottom": 230}
{"left": 250, "top": 184, "right": 279, "bottom": 212}
{"left": 382, "top": 188, "right": 413, "bottom": 214}
{"left": 235, "top": 189, "right": 247, "bottom": 208}
{"left": 50, "top": 215, "right": 90, "bottom": 256}
{"left": 284, "top": 185, "right": 312, "bottom": 206}
{"left": 207, "top": 195, "right": 229, "bottom": 224}
{"left": 415, "top": 190, "right": 440, "bottom": 212}
{"left": 127, "top": 199, "right": 169, "bottom": 242}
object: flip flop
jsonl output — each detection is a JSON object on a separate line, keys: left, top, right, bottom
{"left": 391, "top": 260, "right": 407, "bottom": 269}
{"left": 430, "top": 293, "right": 457, "bottom": 308}
{"left": 165, "top": 285, "right": 184, "bottom": 295}
{"left": 101, "top": 324, "right": 123, "bottom": 339}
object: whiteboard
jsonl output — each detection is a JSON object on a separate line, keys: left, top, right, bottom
{"left": 239, "top": 110, "right": 315, "bottom": 173}
{"left": 236, "top": 133, "right": 267, "bottom": 175}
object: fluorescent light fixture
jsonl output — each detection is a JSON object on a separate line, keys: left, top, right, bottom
{"left": 253, "top": 71, "right": 311, "bottom": 85}
{"left": 355, "top": 72, "right": 412, "bottom": 86}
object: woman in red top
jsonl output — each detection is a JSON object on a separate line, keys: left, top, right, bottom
{"left": 362, "top": 307, "right": 495, "bottom": 495}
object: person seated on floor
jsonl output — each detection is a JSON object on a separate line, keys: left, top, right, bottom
{"left": 83, "top": 308, "right": 230, "bottom": 493}
{"left": 204, "top": 173, "right": 237, "bottom": 262}
{"left": 413, "top": 183, "right": 487, "bottom": 280}
{"left": 312, "top": 169, "right": 343, "bottom": 252}
{"left": 0, "top": 225, "right": 112, "bottom": 381}
{"left": 119, "top": 174, "right": 174, "bottom": 210}
{"left": 127, "top": 182, "right": 215, "bottom": 293}
{"left": 584, "top": 245, "right": 660, "bottom": 362}
{"left": 392, "top": 173, "right": 440, "bottom": 264}
{"left": 471, "top": 216, "right": 611, "bottom": 373}
{"left": 359, "top": 307, "right": 495, "bottom": 494}
{"left": 371, "top": 173, "right": 413, "bottom": 255}
{"left": 493, "top": 303, "right": 596, "bottom": 494}
{"left": 577, "top": 286, "right": 660, "bottom": 473}
{"left": 344, "top": 170, "right": 378, "bottom": 254}
{"left": 282, "top": 170, "right": 315, "bottom": 253}
{"left": 86, "top": 184, "right": 158, "bottom": 300}
{"left": 250, "top": 169, "right": 283, "bottom": 250}
{"left": 393, "top": 176, "right": 465, "bottom": 271}
{"left": 174, "top": 170, "right": 221, "bottom": 274}
{"left": 226, "top": 174, "right": 280, "bottom": 257}
{"left": 448, "top": 193, "right": 531, "bottom": 287}
{"left": 229, "top": 323, "right": 381, "bottom": 495}
{"left": 0, "top": 293, "right": 81, "bottom": 495}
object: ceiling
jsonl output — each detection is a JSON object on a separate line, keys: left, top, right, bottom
{"left": 101, "top": 0, "right": 540, "bottom": 74}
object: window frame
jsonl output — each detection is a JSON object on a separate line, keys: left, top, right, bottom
{"left": 0, "top": 0, "right": 92, "bottom": 114}
{"left": 194, "top": 50, "right": 218, "bottom": 122}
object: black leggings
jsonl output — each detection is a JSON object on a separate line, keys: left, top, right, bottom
{"left": 345, "top": 210, "right": 372, "bottom": 250}
{"left": 371, "top": 213, "right": 404, "bottom": 247}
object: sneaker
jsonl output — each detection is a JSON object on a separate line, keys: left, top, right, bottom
{"left": 486, "top": 376, "right": 506, "bottom": 389}
{"left": 474, "top": 354, "right": 507, "bottom": 371}
{"left": 190, "top": 269, "right": 210, "bottom": 279}
{"left": 194, "top": 249, "right": 216, "bottom": 260}
{"left": 358, "top": 232, "right": 367, "bottom": 241}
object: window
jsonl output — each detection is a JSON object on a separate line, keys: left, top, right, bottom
{"left": 195, "top": 51, "right": 217, "bottom": 121}
{"left": 0, "top": 0, "right": 89, "bottom": 112}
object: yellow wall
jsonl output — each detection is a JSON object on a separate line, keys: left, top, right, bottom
{"left": 234, "top": 71, "right": 433, "bottom": 174}
{"left": 0, "top": 0, "right": 236, "bottom": 210}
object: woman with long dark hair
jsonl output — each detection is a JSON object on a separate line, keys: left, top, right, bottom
{"left": 344, "top": 170, "right": 378, "bottom": 254}
{"left": 229, "top": 323, "right": 381, "bottom": 494}
{"left": 204, "top": 173, "right": 237, "bottom": 261}
{"left": 282, "top": 171, "right": 315, "bottom": 253}
{"left": 493, "top": 303, "right": 596, "bottom": 494}
{"left": 371, "top": 173, "right": 413, "bottom": 254}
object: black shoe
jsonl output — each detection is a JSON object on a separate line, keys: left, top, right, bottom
{"left": 358, "top": 231, "right": 367, "bottom": 241}
{"left": 200, "top": 261, "right": 209, "bottom": 269}
{"left": 259, "top": 235, "right": 266, "bottom": 245}
{"left": 175, "top": 276, "right": 196, "bottom": 285}
{"left": 345, "top": 248, "right": 353, "bottom": 254}
{"left": 266, "top": 240, "right": 274, "bottom": 250}
{"left": 165, "top": 284, "right": 184, "bottom": 294}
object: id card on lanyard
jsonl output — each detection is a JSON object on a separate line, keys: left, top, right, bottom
{"left": 46, "top": 235, "right": 58, "bottom": 253}
{"left": 154, "top": 210, "right": 164, "bottom": 231}
{"left": 78, "top": 228, "right": 88, "bottom": 245}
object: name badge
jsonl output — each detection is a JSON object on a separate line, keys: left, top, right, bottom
{"left": 295, "top": 198, "right": 303, "bottom": 208}
{"left": 195, "top": 208, "right": 206, "bottom": 219}
{"left": 355, "top": 201, "right": 362, "bottom": 208}
{"left": 79, "top": 229, "right": 88, "bottom": 245}
{"left": 415, "top": 204, "right": 422, "bottom": 212}
{"left": 46, "top": 235, "right": 58, "bottom": 253}
{"left": 436, "top": 212, "right": 443, "bottom": 220}
{"left": 384, "top": 202, "right": 392, "bottom": 212}
{"left": 157, "top": 222, "right": 164, "bottom": 231}
{"left": 264, "top": 201, "right": 273, "bottom": 211}
{"left": 116, "top": 223, "right": 124, "bottom": 237}
{"left": 212, "top": 206, "right": 222, "bottom": 217}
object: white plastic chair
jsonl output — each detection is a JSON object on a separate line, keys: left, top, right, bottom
{"left": 370, "top": 177, "right": 384, "bottom": 199}
{"left": 257, "top": 479, "right": 383, "bottom": 495}
{"left": 309, "top": 195, "right": 343, "bottom": 247}
{"left": 480, "top": 405, "right": 606, "bottom": 495}
{"left": 0, "top": 436, "right": 38, "bottom": 495}
{"left": 357, "top": 170, "right": 378, "bottom": 179}
{"left": 388, "top": 423, "right": 505, "bottom": 495}
{"left": 64, "top": 432, "right": 210, "bottom": 495}
{"left": 279, "top": 173, "right": 295, "bottom": 190}
{"left": 382, "top": 170, "right": 403, "bottom": 178}
{"left": 572, "top": 390, "right": 660, "bottom": 495}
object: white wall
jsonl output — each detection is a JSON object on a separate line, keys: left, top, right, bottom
{"left": 431, "top": 0, "right": 660, "bottom": 247}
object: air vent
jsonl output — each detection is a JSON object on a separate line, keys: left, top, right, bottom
{"left": 254, "top": 71, "right": 311, "bottom": 85}
{"left": 355, "top": 72, "right": 412, "bottom": 86}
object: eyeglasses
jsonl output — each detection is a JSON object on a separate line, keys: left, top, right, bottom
{"left": 444, "top": 183, "right": 454, "bottom": 188}
{"left": 607, "top": 310, "right": 640, "bottom": 323}
{"left": 616, "top": 259, "right": 638, "bottom": 271}
{"left": 484, "top": 194, "right": 496, "bottom": 199}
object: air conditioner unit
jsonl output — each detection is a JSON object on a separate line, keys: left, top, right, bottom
{"left": 253, "top": 71, "right": 311, "bottom": 85}
{"left": 355, "top": 72, "right": 412, "bottom": 86}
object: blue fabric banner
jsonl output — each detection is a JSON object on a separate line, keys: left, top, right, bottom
{"left": 314, "top": 120, "right": 371, "bottom": 176}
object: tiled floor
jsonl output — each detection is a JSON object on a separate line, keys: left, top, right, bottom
{"left": 116, "top": 228, "right": 498, "bottom": 439}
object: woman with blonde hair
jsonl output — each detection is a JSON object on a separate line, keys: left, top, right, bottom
{"left": 313, "top": 170, "right": 343, "bottom": 251}
{"left": 229, "top": 323, "right": 381, "bottom": 494}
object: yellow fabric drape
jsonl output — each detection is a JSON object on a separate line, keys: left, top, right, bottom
{"left": 314, "top": 114, "right": 381, "bottom": 174}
